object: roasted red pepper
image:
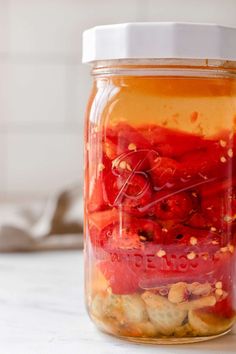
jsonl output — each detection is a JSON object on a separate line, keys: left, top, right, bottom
{"left": 88, "top": 122, "right": 235, "bottom": 301}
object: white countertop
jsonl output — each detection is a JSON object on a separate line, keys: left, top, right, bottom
{"left": 0, "top": 251, "right": 235, "bottom": 354}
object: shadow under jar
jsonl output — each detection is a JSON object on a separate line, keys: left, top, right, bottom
{"left": 83, "top": 23, "right": 236, "bottom": 344}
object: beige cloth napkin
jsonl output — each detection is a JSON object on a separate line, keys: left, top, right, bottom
{"left": 0, "top": 185, "right": 84, "bottom": 252}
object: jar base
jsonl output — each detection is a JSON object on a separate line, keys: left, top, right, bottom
{"left": 115, "top": 330, "right": 231, "bottom": 345}
{"left": 93, "top": 317, "right": 232, "bottom": 345}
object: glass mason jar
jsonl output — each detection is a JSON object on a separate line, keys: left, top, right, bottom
{"left": 83, "top": 23, "right": 236, "bottom": 344}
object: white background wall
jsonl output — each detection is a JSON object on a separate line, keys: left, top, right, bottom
{"left": 0, "top": 0, "right": 236, "bottom": 200}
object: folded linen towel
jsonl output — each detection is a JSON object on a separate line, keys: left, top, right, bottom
{"left": 0, "top": 185, "right": 84, "bottom": 252}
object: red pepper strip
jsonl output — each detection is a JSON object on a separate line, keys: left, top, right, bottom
{"left": 200, "top": 177, "right": 236, "bottom": 198}
{"left": 138, "top": 177, "right": 217, "bottom": 214}
{"left": 140, "top": 124, "right": 208, "bottom": 158}
{"left": 105, "top": 123, "right": 152, "bottom": 153}
{"left": 89, "top": 208, "right": 119, "bottom": 231}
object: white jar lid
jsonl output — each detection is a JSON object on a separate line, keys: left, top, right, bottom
{"left": 82, "top": 22, "right": 236, "bottom": 63}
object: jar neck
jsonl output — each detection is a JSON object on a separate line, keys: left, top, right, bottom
{"left": 91, "top": 59, "right": 236, "bottom": 78}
